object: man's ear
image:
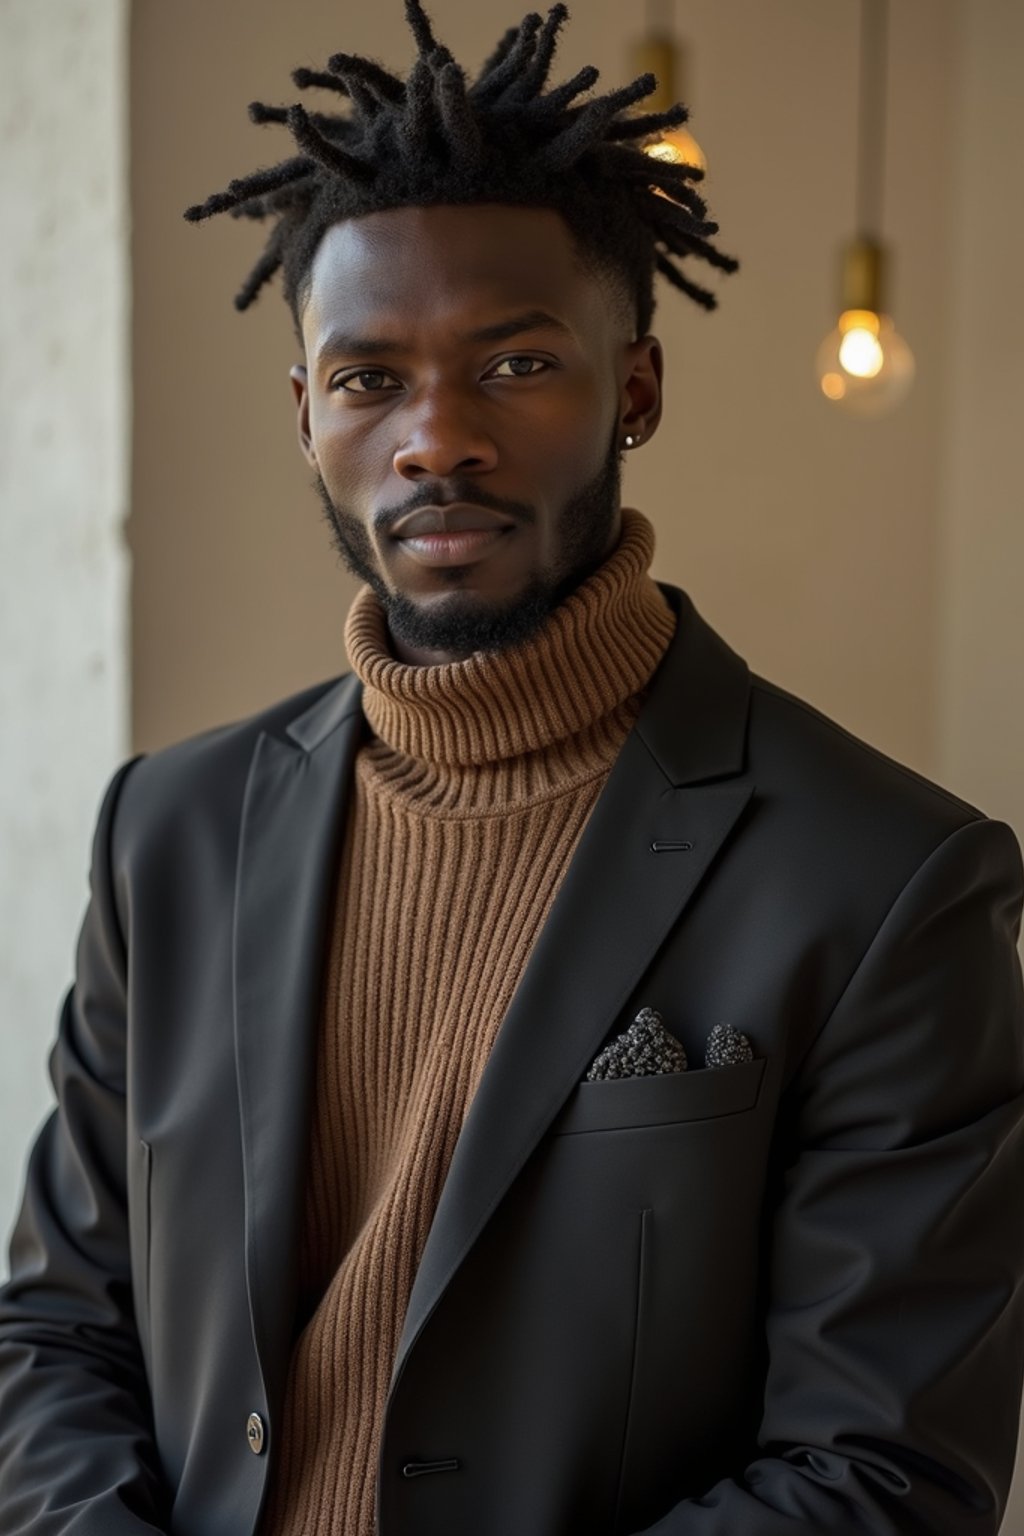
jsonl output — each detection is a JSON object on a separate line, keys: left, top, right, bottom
{"left": 618, "top": 335, "right": 664, "bottom": 447}
{"left": 289, "top": 364, "right": 317, "bottom": 468}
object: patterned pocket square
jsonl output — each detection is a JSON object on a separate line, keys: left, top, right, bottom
{"left": 584, "top": 1012, "right": 754, "bottom": 1081}
{"left": 585, "top": 1007, "right": 687, "bottom": 1081}
{"left": 704, "top": 1021, "right": 754, "bottom": 1068}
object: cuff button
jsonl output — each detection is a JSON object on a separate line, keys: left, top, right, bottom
{"left": 247, "top": 1413, "right": 266, "bottom": 1455}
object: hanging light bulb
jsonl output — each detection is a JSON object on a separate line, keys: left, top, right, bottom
{"left": 630, "top": 32, "right": 706, "bottom": 175}
{"left": 817, "top": 0, "right": 914, "bottom": 417}
{"left": 817, "top": 237, "right": 914, "bottom": 415}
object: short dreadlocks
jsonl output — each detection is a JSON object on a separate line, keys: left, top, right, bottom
{"left": 184, "top": 0, "right": 738, "bottom": 338}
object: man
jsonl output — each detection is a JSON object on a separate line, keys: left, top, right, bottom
{"left": 2, "top": 3, "right": 1023, "bottom": 1534}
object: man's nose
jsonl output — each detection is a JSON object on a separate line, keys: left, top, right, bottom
{"left": 392, "top": 386, "right": 499, "bottom": 481}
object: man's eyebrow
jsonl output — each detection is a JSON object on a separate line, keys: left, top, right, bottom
{"left": 315, "top": 332, "right": 399, "bottom": 365}
{"left": 315, "top": 309, "right": 575, "bottom": 367}
{"left": 465, "top": 309, "right": 576, "bottom": 345}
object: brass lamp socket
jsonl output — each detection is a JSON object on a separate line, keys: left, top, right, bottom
{"left": 630, "top": 36, "right": 688, "bottom": 115}
{"left": 841, "top": 238, "right": 888, "bottom": 313}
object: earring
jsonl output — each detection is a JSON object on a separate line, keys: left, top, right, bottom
{"left": 624, "top": 432, "right": 641, "bottom": 449}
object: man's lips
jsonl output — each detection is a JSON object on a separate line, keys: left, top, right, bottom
{"left": 389, "top": 503, "right": 518, "bottom": 538}
{"left": 388, "top": 503, "right": 519, "bottom": 569}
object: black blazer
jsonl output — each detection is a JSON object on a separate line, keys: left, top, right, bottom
{"left": 3, "top": 584, "right": 1024, "bottom": 1536}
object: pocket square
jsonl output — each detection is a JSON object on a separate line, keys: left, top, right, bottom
{"left": 585, "top": 1007, "right": 688, "bottom": 1081}
{"left": 704, "top": 1021, "right": 754, "bottom": 1069}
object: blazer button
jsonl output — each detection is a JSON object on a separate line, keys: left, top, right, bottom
{"left": 247, "top": 1413, "right": 266, "bottom": 1455}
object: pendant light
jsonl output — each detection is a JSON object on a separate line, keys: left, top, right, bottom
{"left": 629, "top": 0, "right": 706, "bottom": 175}
{"left": 816, "top": 0, "right": 914, "bottom": 416}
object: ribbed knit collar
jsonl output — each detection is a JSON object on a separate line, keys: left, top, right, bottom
{"left": 343, "top": 508, "right": 675, "bottom": 770}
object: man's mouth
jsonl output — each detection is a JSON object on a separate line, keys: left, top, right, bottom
{"left": 389, "top": 503, "right": 518, "bottom": 538}
{"left": 389, "top": 503, "right": 517, "bottom": 568}
{"left": 394, "top": 526, "right": 513, "bottom": 568}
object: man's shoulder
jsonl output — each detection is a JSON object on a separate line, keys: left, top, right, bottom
{"left": 657, "top": 583, "right": 982, "bottom": 854}
{"left": 112, "top": 672, "right": 356, "bottom": 847}
{"left": 739, "top": 671, "right": 993, "bottom": 900}
{"left": 658, "top": 584, "right": 986, "bottom": 851}
{"left": 748, "top": 670, "right": 982, "bottom": 826}
{"left": 726, "top": 667, "right": 1022, "bottom": 977}
{"left": 134, "top": 670, "right": 353, "bottom": 771}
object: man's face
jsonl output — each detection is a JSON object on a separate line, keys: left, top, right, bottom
{"left": 291, "top": 203, "right": 663, "bottom": 663}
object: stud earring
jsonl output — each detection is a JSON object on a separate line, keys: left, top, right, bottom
{"left": 624, "top": 432, "right": 641, "bottom": 449}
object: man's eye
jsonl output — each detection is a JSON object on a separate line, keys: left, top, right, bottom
{"left": 334, "top": 370, "right": 401, "bottom": 393}
{"left": 491, "top": 356, "right": 549, "bottom": 378}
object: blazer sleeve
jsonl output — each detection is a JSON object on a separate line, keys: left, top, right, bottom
{"left": 631, "top": 814, "right": 1024, "bottom": 1536}
{"left": 0, "top": 757, "right": 171, "bottom": 1536}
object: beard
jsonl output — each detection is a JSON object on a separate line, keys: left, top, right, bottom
{"left": 314, "top": 424, "right": 624, "bottom": 658}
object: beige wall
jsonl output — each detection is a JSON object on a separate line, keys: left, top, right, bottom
{"left": 937, "top": 0, "right": 1024, "bottom": 839}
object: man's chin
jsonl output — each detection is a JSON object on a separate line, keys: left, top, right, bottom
{"left": 382, "top": 583, "right": 554, "bottom": 660}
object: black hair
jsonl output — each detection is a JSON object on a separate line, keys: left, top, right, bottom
{"left": 184, "top": 0, "right": 738, "bottom": 337}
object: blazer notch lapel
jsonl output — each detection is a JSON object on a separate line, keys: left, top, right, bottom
{"left": 233, "top": 710, "right": 363, "bottom": 1411}
{"left": 642, "top": 583, "right": 751, "bottom": 786}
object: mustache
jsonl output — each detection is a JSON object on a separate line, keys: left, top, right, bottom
{"left": 373, "top": 480, "right": 536, "bottom": 537}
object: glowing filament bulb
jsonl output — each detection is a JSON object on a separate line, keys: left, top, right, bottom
{"left": 837, "top": 311, "right": 884, "bottom": 378}
{"left": 816, "top": 242, "right": 915, "bottom": 416}
{"left": 644, "top": 125, "right": 707, "bottom": 174}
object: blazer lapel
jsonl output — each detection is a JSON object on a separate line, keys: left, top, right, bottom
{"left": 390, "top": 584, "right": 755, "bottom": 1391}
{"left": 232, "top": 674, "right": 365, "bottom": 1415}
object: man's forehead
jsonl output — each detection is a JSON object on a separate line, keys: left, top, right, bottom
{"left": 303, "top": 204, "right": 596, "bottom": 327}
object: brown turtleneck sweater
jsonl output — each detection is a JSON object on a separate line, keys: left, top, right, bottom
{"left": 260, "top": 508, "right": 676, "bottom": 1536}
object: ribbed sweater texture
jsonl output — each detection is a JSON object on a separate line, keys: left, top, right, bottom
{"left": 260, "top": 508, "right": 676, "bottom": 1536}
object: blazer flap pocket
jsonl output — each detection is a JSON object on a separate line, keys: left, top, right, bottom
{"left": 552, "top": 1056, "right": 766, "bottom": 1136}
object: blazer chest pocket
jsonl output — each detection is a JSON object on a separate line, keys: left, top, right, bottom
{"left": 551, "top": 1055, "right": 766, "bottom": 1135}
